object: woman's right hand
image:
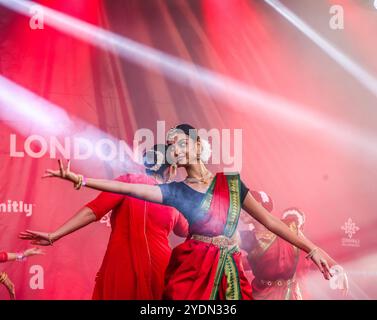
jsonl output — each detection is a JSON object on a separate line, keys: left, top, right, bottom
{"left": 19, "top": 230, "right": 55, "bottom": 246}
{"left": 23, "top": 247, "right": 45, "bottom": 257}
{"left": 309, "top": 248, "right": 332, "bottom": 280}
{"left": 43, "top": 159, "right": 79, "bottom": 184}
{"left": 1, "top": 273, "right": 16, "bottom": 300}
{"left": 4, "top": 277, "right": 16, "bottom": 300}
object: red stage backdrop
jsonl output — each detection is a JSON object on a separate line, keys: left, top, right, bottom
{"left": 0, "top": 0, "right": 376, "bottom": 299}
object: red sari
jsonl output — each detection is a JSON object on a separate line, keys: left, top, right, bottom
{"left": 0, "top": 252, "right": 8, "bottom": 263}
{"left": 86, "top": 174, "right": 188, "bottom": 300}
{"left": 162, "top": 173, "right": 253, "bottom": 300}
{"left": 246, "top": 224, "right": 304, "bottom": 300}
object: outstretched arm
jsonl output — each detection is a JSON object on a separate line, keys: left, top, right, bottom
{"left": 0, "top": 248, "right": 44, "bottom": 261}
{"left": 242, "top": 192, "right": 332, "bottom": 280}
{"left": 43, "top": 160, "right": 163, "bottom": 204}
{"left": 19, "top": 206, "right": 97, "bottom": 245}
{"left": 21, "top": 177, "right": 133, "bottom": 245}
{"left": 83, "top": 178, "right": 163, "bottom": 203}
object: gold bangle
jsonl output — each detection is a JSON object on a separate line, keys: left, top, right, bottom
{"left": 306, "top": 247, "right": 318, "bottom": 260}
{"left": 47, "top": 234, "right": 54, "bottom": 246}
{"left": 74, "top": 175, "right": 83, "bottom": 190}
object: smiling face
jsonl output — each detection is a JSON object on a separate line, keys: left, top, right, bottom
{"left": 167, "top": 132, "right": 201, "bottom": 168}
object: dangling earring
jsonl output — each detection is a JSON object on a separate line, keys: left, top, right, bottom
{"left": 198, "top": 151, "right": 207, "bottom": 182}
{"left": 168, "top": 163, "right": 177, "bottom": 182}
{"left": 196, "top": 137, "right": 202, "bottom": 165}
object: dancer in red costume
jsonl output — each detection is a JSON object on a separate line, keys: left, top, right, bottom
{"left": 38, "top": 124, "right": 336, "bottom": 300}
{"left": 20, "top": 144, "right": 188, "bottom": 300}
{"left": 1, "top": 248, "right": 43, "bottom": 299}
{"left": 239, "top": 191, "right": 348, "bottom": 299}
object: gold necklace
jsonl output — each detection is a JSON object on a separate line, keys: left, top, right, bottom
{"left": 185, "top": 170, "right": 213, "bottom": 184}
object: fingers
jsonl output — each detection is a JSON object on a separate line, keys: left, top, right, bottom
{"left": 67, "top": 159, "right": 71, "bottom": 173}
{"left": 58, "top": 159, "right": 64, "bottom": 176}
{"left": 19, "top": 235, "right": 32, "bottom": 240}
{"left": 33, "top": 248, "right": 45, "bottom": 255}
{"left": 42, "top": 169, "right": 60, "bottom": 179}
{"left": 321, "top": 260, "right": 332, "bottom": 279}
{"left": 19, "top": 230, "right": 47, "bottom": 241}
{"left": 321, "top": 266, "right": 330, "bottom": 280}
{"left": 313, "top": 257, "right": 324, "bottom": 273}
{"left": 21, "top": 230, "right": 38, "bottom": 237}
{"left": 30, "top": 240, "right": 48, "bottom": 246}
{"left": 317, "top": 263, "right": 325, "bottom": 275}
{"left": 19, "top": 231, "right": 36, "bottom": 239}
{"left": 315, "top": 259, "right": 329, "bottom": 280}
{"left": 19, "top": 232, "right": 30, "bottom": 238}
{"left": 25, "top": 229, "right": 44, "bottom": 236}
{"left": 10, "top": 288, "right": 16, "bottom": 300}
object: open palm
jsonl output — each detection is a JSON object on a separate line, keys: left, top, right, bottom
{"left": 19, "top": 230, "right": 53, "bottom": 246}
{"left": 43, "top": 159, "right": 78, "bottom": 183}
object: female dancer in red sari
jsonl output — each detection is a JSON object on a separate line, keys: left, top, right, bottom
{"left": 38, "top": 124, "right": 335, "bottom": 300}
{"left": 240, "top": 192, "right": 348, "bottom": 299}
{"left": 20, "top": 145, "right": 188, "bottom": 300}
{"left": 239, "top": 201, "right": 309, "bottom": 300}
{"left": 246, "top": 208, "right": 308, "bottom": 300}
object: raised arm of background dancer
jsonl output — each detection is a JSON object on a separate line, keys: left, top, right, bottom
{"left": 19, "top": 206, "right": 97, "bottom": 245}
{"left": 43, "top": 159, "right": 163, "bottom": 204}
{"left": 0, "top": 248, "right": 44, "bottom": 261}
{"left": 242, "top": 192, "right": 332, "bottom": 280}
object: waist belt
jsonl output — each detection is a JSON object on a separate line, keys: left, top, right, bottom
{"left": 191, "top": 234, "right": 238, "bottom": 249}
{"left": 258, "top": 278, "right": 296, "bottom": 287}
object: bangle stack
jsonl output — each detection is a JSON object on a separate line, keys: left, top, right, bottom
{"left": 74, "top": 175, "right": 84, "bottom": 190}
{"left": 16, "top": 252, "right": 26, "bottom": 262}
{"left": 305, "top": 247, "right": 318, "bottom": 260}
{"left": 47, "top": 234, "right": 54, "bottom": 246}
{"left": 0, "top": 272, "right": 8, "bottom": 284}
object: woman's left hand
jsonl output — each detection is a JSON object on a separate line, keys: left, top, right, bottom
{"left": 43, "top": 159, "right": 79, "bottom": 184}
{"left": 310, "top": 249, "right": 333, "bottom": 280}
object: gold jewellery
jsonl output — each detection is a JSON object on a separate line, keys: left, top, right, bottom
{"left": 47, "top": 234, "right": 54, "bottom": 246}
{"left": 305, "top": 247, "right": 318, "bottom": 260}
{"left": 0, "top": 272, "right": 8, "bottom": 284}
{"left": 74, "top": 174, "right": 85, "bottom": 190}
{"left": 185, "top": 170, "right": 213, "bottom": 184}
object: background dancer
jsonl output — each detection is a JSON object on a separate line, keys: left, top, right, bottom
{"left": 239, "top": 191, "right": 348, "bottom": 299}
{"left": 20, "top": 144, "right": 188, "bottom": 299}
